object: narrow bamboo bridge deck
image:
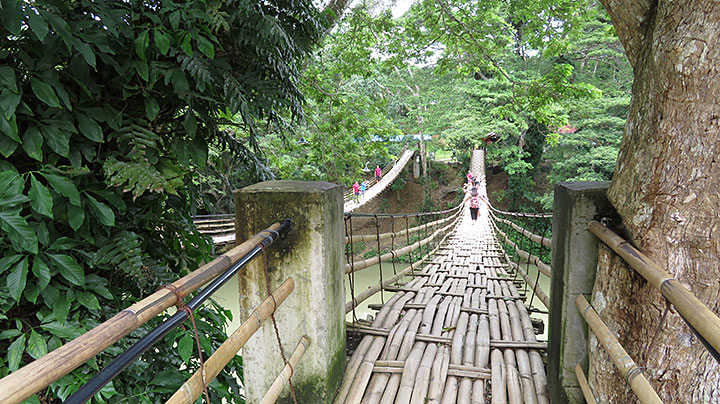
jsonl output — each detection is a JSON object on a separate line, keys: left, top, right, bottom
{"left": 335, "top": 150, "right": 549, "bottom": 404}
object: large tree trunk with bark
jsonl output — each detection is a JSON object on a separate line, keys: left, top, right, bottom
{"left": 591, "top": 1, "right": 720, "bottom": 402}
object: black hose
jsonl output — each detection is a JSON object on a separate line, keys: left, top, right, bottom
{"left": 63, "top": 219, "right": 291, "bottom": 404}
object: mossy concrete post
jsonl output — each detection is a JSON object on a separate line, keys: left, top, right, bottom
{"left": 548, "top": 182, "right": 614, "bottom": 404}
{"left": 234, "top": 181, "right": 345, "bottom": 404}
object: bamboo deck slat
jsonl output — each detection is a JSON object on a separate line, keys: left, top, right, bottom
{"left": 336, "top": 149, "right": 549, "bottom": 404}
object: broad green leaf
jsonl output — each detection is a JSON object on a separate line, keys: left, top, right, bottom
{"left": 85, "top": 194, "right": 115, "bottom": 226}
{"left": 0, "top": 254, "right": 22, "bottom": 276}
{"left": 27, "top": 330, "right": 47, "bottom": 359}
{"left": 1, "top": 0, "right": 22, "bottom": 35}
{"left": 134, "top": 60, "right": 149, "bottom": 81}
{"left": 7, "top": 257, "right": 29, "bottom": 302}
{"left": 0, "top": 329, "right": 21, "bottom": 340}
{"left": 78, "top": 292, "right": 100, "bottom": 310}
{"left": 53, "top": 294, "right": 70, "bottom": 324}
{"left": 153, "top": 30, "right": 170, "bottom": 55}
{"left": 30, "top": 78, "right": 60, "bottom": 108}
{"left": 180, "top": 33, "right": 193, "bottom": 56}
{"left": 41, "top": 321, "right": 83, "bottom": 339}
{"left": 22, "top": 395, "right": 41, "bottom": 404}
{"left": 24, "top": 282, "right": 40, "bottom": 303}
{"left": 0, "top": 211, "right": 38, "bottom": 254}
{"left": 77, "top": 114, "right": 103, "bottom": 142}
{"left": 22, "top": 125, "right": 43, "bottom": 161}
{"left": 0, "top": 193, "right": 29, "bottom": 208}
{"left": 31, "top": 256, "right": 51, "bottom": 291}
{"left": 26, "top": 10, "right": 49, "bottom": 41}
{"left": 0, "top": 88, "right": 21, "bottom": 119}
{"left": 183, "top": 113, "right": 197, "bottom": 136}
{"left": 7, "top": 334, "right": 26, "bottom": 371}
{"left": 177, "top": 333, "right": 193, "bottom": 364}
{"left": 0, "top": 114, "right": 19, "bottom": 142}
{"left": 41, "top": 126, "right": 70, "bottom": 157}
{"left": 29, "top": 174, "right": 53, "bottom": 218}
{"left": 145, "top": 98, "right": 159, "bottom": 121}
{"left": 73, "top": 41, "right": 96, "bottom": 69}
{"left": 195, "top": 35, "right": 214, "bottom": 59}
{"left": 49, "top": 237, "right": 77, "bottom": 250}
{"left": 67, "top": 204, "right": 85, "bottom": 230}
{"left": 0, "top": 132, "right": 18, "bottom": 157}
{"left": 135, "top": 30, "right": 149, "bottom": 60}
{"left": 44, "top": 173, "right": 80, "bottom": 206}
{"left": 48, "top": 253, "right": 84, "bottom": 286}
{"left": 0, "top": 66, "right": 17, "bottom": 93}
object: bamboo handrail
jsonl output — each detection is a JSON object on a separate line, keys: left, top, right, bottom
{"left": 345, "top": 217, "right": 458, "bottom": 312}
{"left": 488, "top": 204, "right": 553, "bottom": 219}
{"left": 345, "top": 209, "right": 462, "bottom": 273}
{"left": 165, "top": 277, "right": 295, "bottom": 404}
{"left": 259, "top": 335, "right": 311, "bottom": 404}
{"left": 492, "top": 214, "right": 552, "bottom": 248}
{"left": 345, "top": 212, "right": 456, "bottom": 244}
{"left": 344, "top": 202, "right": 462, "bottom": 219}
{"left": 493, "top": 221, "right": 552, "bottom": 277}
{"left": 574, "top": 364, "right": 598, "bottom": 404}
{"left": 588, "top": 220, "right": 720, "bottom": 357}
{"left": 509, "top": 262, "right": 549, "bottom": 308}
{"left": 576, "top": 295, "right": 663, "bottom": 404}
{"left": 0, "top": 222, "right": 289, "bottom": 404}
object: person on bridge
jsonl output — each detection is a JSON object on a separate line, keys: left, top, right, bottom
{"left": 375, "top": 165, "right": 382, "bottom": 182}
{"left": 466, "top": 170, "right": 474, "bottom": 182}
{"left": 360, "top": 180, "right": 367, "bottom": 196}
{"left": 463, "top": 186, "right": 483, "bottom": 223}
{"left": 352, "top": 181, "right": 360, "bottom": 201}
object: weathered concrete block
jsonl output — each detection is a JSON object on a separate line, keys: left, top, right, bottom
{"left": 234, "top": 181, "right": 345, "bottom": 404}
{"left": 548, "top": 182, "right": 615, "bottom": 404}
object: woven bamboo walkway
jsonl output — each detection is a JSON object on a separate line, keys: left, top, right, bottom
{"left": 335, "top": 150, "right": 549, "bottom": 404}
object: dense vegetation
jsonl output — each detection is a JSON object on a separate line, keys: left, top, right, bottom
{"left": 0, "top": 0, "right": 631, "bottom": 402}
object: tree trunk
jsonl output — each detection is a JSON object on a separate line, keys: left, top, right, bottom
{"left": 592, "top": 1, "right": 720, "bottom": 403}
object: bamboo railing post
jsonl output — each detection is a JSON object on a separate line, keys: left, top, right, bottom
{"left": 588, "top": 220, "right": 720, "bottom": 358}
{"left": 576, "top": 295, "right": 663, "bottom": 404}
{"left": 259, "top": 336, "right": 311, "bottom": 404}
{"left": 166, "top": 278, "right": 295, "bottom": 404}
{"left": 574, "top": 364, "right": 598, "bottom": 404}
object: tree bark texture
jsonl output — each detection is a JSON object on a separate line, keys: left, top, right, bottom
{"left": 593, "top": 1, "right": 720, "bottom": 403}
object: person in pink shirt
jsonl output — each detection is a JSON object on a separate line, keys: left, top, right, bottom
{"left": 352, "top": 181, "right": 360, "bottom": 202}
{"left": 375, "top": 165, "right": 382, "bottom": 182}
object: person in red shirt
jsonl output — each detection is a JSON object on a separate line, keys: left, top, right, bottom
{"left": 352, "top": 181, "right": 360, "bottom": 202}
{"left": 462, "top": 185, "right": 484, "bottom": 223}
{"left": 375, "top": 165, "right": 382, "bottom": 182}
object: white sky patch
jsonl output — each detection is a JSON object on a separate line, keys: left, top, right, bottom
{"left": 392, "top": 0, "right": 415, "bottom": 18}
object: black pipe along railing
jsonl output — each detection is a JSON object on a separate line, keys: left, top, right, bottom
{"left": 62, "top": 220, "right": 291, "bottom": 404}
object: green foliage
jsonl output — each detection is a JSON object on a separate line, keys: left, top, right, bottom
{"left": 0, "top": 0, "right": 322, "bottom": 401}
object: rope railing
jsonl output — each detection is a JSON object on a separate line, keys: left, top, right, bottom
{"left": 576, "top": 295, "right": 663, "bottom": 404}
{"left": 492, "top": 219, "right": 552, "bottom": 277}
{"left": 0, "top": 221, "right": 291, "bottom": 404}
{"left": 345, "top": 207, "right": 459, "bottom": 244}
{"left": 487, "top": 204, "right": 553, "bottom": 219}
{"left": 492, "top": 214, "right": 552, "bottom": 248}
{"left": 344, "top": 203, "right": 461, "bottom": 219}
{"left": 166, "top": 278, "right": 295, "bottom": 404}
{"left": 343, "top": 146, "right": 410, "bottom": 201}
{"left": 345, "top": 208, "right": 463, "bottom": 274}
{"left": 345, "top": 211, "right": 461, "bottom": 312}
{"left": 588, "top": 220, "right": 720, "bottom": 361}
{"left": 508, "top": 261, "right": 550, "bottom": 308}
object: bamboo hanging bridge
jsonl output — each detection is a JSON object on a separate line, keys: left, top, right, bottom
{"left": 336, "top": 149, "right": 549, "bottom": 404}
{"left": 2, "top": 146, "right": 720, "bottom": 404}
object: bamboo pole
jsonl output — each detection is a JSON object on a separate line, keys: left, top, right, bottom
{"left": 0, "top": 222, "right": 286, "bottom": 404}
{"left": 166, "top": 278, "right": 294, "bottom": 404}
{"left": 576, "top": 295, "right": 663, "bottom": 404}
{"left": 490, "top": 349, "right": 506, "bottom": 404}
{"left": 345, "top": 213, "right": 456, "bottom": 244}
{"left": 588, "top": 220, "right": 720, "bottom": 357}
{"left": 345, "top": 212, "right": 461, "bottom": 273}
{"left": 493, "top": 222, "right": 551, "bottom": 277}
{"left": 509, "top": 262, "right": 550, "bottom": 308}
{"left": 574, "top": 364, "right": 598, "bottom": 404}
{"left": 492, "top": 215, "right": 552, "bottom": 248}
{"left": 259, "top": 335, "right": 311, "bottom": 404}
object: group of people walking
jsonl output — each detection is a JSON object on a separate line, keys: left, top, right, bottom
{"left": 463, "top": 170, "right": 487, "bottom": 223}
{"left": 352, "top": 165, "right": 382, "bottom": 202}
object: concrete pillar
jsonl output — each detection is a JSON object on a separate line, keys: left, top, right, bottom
{"left": 548, "top": 182, "right": 615, "bottom": 404}
{"left": 234, "top": 181, "right": 345, "bottom": 404}
{"left": 413, "top": 155, "right": 421, "bottom": 179}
